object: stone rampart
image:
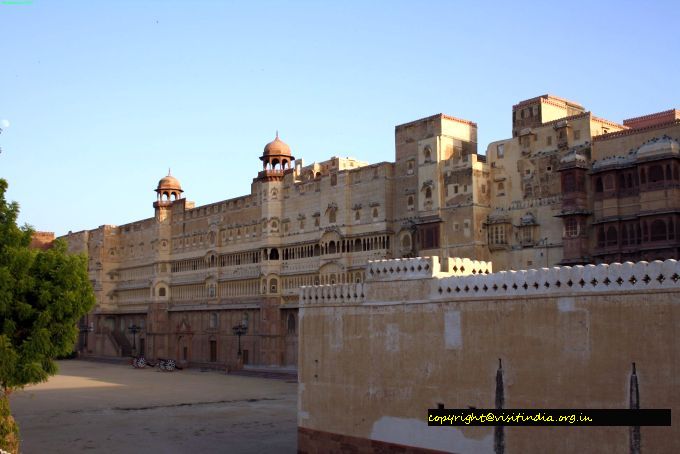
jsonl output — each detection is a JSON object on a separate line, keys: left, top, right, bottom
{"left": 298, "top": 257, "right": 680, "bottom": 454}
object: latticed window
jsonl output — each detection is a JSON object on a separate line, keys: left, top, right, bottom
{"left": 565, "top": 218, "right": 578, "bottom": 238}
{"left": 490, "top": 225, "right": 506, "bottom": 245}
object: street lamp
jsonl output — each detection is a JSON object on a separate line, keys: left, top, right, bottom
{"left": 128, "top": 324, "right": 141, "bottom": 355}
{"left": 232, "top": 316, "right": 248, "bottom": 358}
{"left": 78, "top": 320, "right": 94, "bottom": 354}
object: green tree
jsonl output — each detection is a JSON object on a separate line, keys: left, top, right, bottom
{"left": 0, "top": 178, "right": 95, "bottom": 454}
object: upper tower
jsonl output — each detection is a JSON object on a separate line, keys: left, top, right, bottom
{"left": 258, "top": 133, "right": 295, "bottom": 180}
{"left": 155, "top": 171, "right": 183, "bottom": 203}
{"left": 512, "top": 95, "right": 585, "bottom": 137}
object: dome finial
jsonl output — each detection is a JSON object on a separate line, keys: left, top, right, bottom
{"left": 168, "top": 167, "right": 171, "bottom": 176}
{"left": 276, "top": 130, "right": 279, "bottom": 139}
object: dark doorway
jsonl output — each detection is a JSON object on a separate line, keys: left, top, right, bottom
{"left": 242, "top": 349, "right": 249, "bottom": 365}
{"left": 210, "top": 340, "right": 217, "bottom": 362}
{"left": 139, "top": 338, "right": 145, "bottom": 356}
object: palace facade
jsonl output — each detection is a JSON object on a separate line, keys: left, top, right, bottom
{"left": 62, "top": 95, "right": 680, "bottom": 368}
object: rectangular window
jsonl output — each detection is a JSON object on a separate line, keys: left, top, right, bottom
{"left": 547, "top": 136, "right": 552, "bottom": 146}
{"left": 209, "top": 340, "right": 217, "bottom": 362}
{"left": 418, "top": 224, "right": 440, "bottom": 250}
{"left": 496, "top": 144, "right": 505, "bottom": 159}
{"left": 491, "top": 225, "right": 506, "bottom": 244}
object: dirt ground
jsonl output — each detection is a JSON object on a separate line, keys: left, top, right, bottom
{"left": 9, "top": 360, "right": 297, "bottom": 453}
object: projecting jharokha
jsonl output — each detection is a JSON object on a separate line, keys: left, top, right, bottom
{"left": 61, "top": 95, "right": 680, "bottom": 369}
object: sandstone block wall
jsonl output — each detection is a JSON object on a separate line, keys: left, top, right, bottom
{"left": 298, "top": 257, "right": 680, "bottom": 454}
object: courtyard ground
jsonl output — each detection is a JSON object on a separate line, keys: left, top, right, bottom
{"left": 9, "top": 359, "right": 297, "bottom": 453}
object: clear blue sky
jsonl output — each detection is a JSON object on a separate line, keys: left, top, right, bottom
{"left": 1, "top": 0, "right": 678, "bottom": 236}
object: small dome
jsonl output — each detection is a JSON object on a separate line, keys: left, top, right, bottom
{"left": 560, "top": 150, "right": 587, "bottom": 165}
{"left": 636, "top": 135, "right": 680, "bottom": 159}
{"left": 263, "top": 132, "right": 291, "bottom": 157}
{"left": 157, "top": 172, "right": 182, "bottom": 192}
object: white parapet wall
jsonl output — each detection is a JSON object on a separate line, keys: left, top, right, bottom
{"left": 432, "top": 259, "right": 680, "bottom": 299}
{"left": 297, "top": 256, "right": 680, "bottom": 453}
{"left": 300, "top": 257, "right": 680, "bottom": 306}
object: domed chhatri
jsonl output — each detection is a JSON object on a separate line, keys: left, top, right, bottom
{"left": 260, "top": 132, "right": 295, "bottom": 172}
{"left": 155, "top": 170, "right": 183, "bottom": 202}
{"left": 157, "top": 173, "right": 182, "bottom": 192}
{"left": 263, "top": 131, "right": 292, "bottom": 157}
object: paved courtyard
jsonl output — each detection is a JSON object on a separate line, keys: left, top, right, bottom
{"left": 10, "top": 360, "right": 297, "bottom": 453}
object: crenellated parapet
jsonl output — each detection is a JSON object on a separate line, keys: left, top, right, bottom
{"left": 366, "top": 257, "right": 442, "bottom": 281}
{"left": 365, "top": 256, "right": 492, "bottom": 282}
{"left": 300, "top": 283, "right": 365, "bottom": 305}
{"left": 299, "top": 257, "right": 680, "bottom": 307}
{"left": 432, "top": 259, "right": 680, "bottom": 299}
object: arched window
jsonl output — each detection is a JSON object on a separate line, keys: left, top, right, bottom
{"left": 269, "top": 278, "right": 278, "bottom": 293}
{"left": 649, "top": 165, "right": 664, "bottom": 183}
{"left": 331, "top": 173, "right": 337, "bottom": 186}
{"left": 670, "top": 218, "right": 675, "bottom": 240}
{"left": 271, "top": 188, "right": 278, "bottom": 199}
{"left": 328, "top": 241, "right": 337, "bottom": 254}
{"left": 423, "top": 146, "right": 432, "bottom": 162}
{"left": 627, "top": 174, "right": 633, "bottom": 188}
{"left": 651, "top": 219, "right": 667, "bottom": 241}
{"left": 269, "top": 248, "right": 279, "bottom": 260}
{"left": 287, "top": 313, "right": 296, "bottom": 335}
{"left": 604, "top": 175, "right": 614, "bottom": 190}
{"left": 595, "top": 177, "right": 603, "bottom": 193}
{"left": 425, "top": 187, "right": 432, "bottom": 199}
{"left": 563, "top": 174, "right": 575, "bottom": 193}
{"left": 640, "top": 168, "right": 646, "bottom": 184}
{"left": 372, "top": 208, "right": 379, "bottom": 219}
{"left": 666, "top": 165, "right": 672, "bottom": 181}
{"left": 329, "top": 210, "right": 336, "bottom": 223}
{"left": 355, "top": 211, "right": 361, "bottom": 221}
{"left": 159, "top": 287, "right": 166, "bottom": 297}
{"left": 401, "top": 234, "right": 411, "bottom": 250}
{"left": 209, "top": 312, "right": 218, "bottom": 329}
{"left": 606, "top": 226, "right": 618, "bottom": 247}
{"left": 597, "top": 227, "right": 605, "bottom": 248}
{"left": 407, "top": 195, "right": 414, "bottom": 210}
{"left": 497, "top": 182, "right": 505, "bottom": 195}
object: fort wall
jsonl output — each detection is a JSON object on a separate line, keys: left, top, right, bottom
{"left": 298, "top": 257, "right": 680, "bottom": 453}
